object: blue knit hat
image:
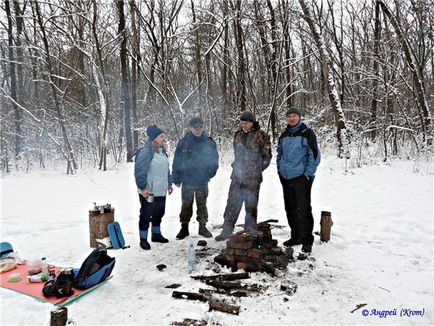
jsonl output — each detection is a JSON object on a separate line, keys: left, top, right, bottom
{"left": 146, "top": 124, "right": 164, "bottom": 141}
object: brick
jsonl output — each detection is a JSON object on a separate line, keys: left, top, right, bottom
{"left": 247, "top": 249, "right": 262, "bottom": 259}
{"left": 237, "top": 262, "right": 260, "bottom": 272}
{"left": 235, "top": 255, "right": 261, "bottom": 265}
{"left": 227, "top": 240, "right": 253, "bottom": 249}
{"left": 230, "top": 233, "right": 252, "bottom": 242}
{"left": 234, "top": 249, "right": 248, "bottom": 256}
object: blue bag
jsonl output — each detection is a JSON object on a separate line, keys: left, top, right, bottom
{"left": 73, "top": 247, "right": 115, "bottom": 289}
{"left": 107, "top": 222, "right": 129, "bottom": 250}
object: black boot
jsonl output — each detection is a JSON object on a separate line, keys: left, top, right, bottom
{"left": 198, "top": 224, "right": 212, "bottom": 238}
{"left": 140, "top": 238, "right": 151, "bottom": 250}
{"left": 301, "top": 244, "right": 312, "bottom": 254}
{"left": 283, "top": 238, "right": 301, "bottom": 247}
{"left": 176, "top": 223, "right": 189, "bottom": 240}
{"left": 151, "top": 233, "right": 169, "bottom": 243}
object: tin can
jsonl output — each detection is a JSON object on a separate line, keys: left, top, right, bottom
{"left": 60, "top": 267, "right": 73, "bottom": 275}
{"left": 146, "top": 194, "right": 154, "bottom": 203}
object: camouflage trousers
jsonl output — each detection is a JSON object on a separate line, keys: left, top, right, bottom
{"left": 179, "top": 184, "right": 209, "bottom": 225}
{"left": 221, "top": 180, "right": 260, "bottom": 234}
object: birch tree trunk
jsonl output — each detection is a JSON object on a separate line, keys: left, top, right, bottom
{"left": 299, "top": 0, "right": 349, "bottom": 158}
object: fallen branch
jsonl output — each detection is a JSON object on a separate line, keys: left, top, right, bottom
{"left": 350, "top": 303, "right": 367, "bottom": 313}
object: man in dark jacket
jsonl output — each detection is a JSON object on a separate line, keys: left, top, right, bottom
{"left": 215, "top": 111, "right": 272, "bottom": 241}
{"left": 277, "top": 107, "right": 321, "bottom": 254}
{"left": 173, "top": 117, "right": 219, "bottom": 239}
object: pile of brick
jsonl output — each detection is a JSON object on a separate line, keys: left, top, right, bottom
{"left": 214, "top": 221, "right": 293, "bottom": 275}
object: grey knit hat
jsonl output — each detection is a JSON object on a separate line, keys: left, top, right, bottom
{"left": 286, "top": 107, "right": 302, "bottom": 118}
{"left": 239, "top": 111, "right": 256, "bottom": 122}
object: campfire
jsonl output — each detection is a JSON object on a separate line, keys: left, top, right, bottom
{"left": 214, "top": 219, "right": 294, "bottom": 275}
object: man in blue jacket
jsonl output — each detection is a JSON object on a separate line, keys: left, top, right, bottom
{"left": 277, "top": 107, "right": 321, "bottom": 254}
{"left": 172, "top": 117, "right": 219, "bottom": 239}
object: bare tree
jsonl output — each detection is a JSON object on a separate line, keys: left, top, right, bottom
{"left": 299, "top": 0, "right": 350, "bottom": 158}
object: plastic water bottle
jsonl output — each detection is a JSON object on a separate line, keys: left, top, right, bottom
{"left": 187, "top": 241, "right": 196, "bottom": 273}
{"left": 41, "top": 257, "right": 48, "bottom": 275}
{"left": 28, "top": 273, "right": 48, "bottom": 283}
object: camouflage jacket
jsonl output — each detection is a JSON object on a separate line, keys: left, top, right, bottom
{"left": 230, "top": 126, "right": 272, "bottom": 185}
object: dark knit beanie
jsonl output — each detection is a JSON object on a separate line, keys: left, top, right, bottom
{"left": 189, "top": 117, "right": 204, "bottom": 127}
{"left": 239, "top": 111, "right": 256, "bottom": 122}
{"left": 146, "top": 124, "right": 164, "bottom": 140}
{"left": 286, "top": 107, "right": 302, "bottom": 118}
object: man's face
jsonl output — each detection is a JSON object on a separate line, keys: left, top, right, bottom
{"left": 240, "top": 120, "right": 253, "bottom": 131}
{"left": 287, "top": 113, "right": 300, "bottom": 127}
{"left": 191, "top": 125, "right": 204, "bottom": 137}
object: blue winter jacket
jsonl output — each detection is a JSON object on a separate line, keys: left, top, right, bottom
{"left": 134, "top": 141, "right": 172, "bottom": 192}
{"left": 172, "top": 132, "right": 219, "bottom": 186}
{"left": 277, "top": 121, "right": 321, "bottom": 180}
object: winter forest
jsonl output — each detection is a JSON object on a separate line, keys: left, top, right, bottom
{"left": 1, "top": 0, "right": 433, "bottom": 173}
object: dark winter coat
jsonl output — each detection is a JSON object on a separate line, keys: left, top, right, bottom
{"left": 277, "top": 121, "right": 321, "bottom": 180}
{"left": 230, "top": 124, "right": 272, "bottom": 185}
{"left": 172, "top": 132, "right": 219, "bottom": 186}
{"left": 134, "top": 141, "right": 172, "bottom": 191}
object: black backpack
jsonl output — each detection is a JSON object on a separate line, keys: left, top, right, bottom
{"left": 73, "top": 247, "right": 115, "bottom": 289}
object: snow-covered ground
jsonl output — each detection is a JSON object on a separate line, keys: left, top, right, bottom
{"left": 1, "top": 153, "right": 433, "bottom": 325}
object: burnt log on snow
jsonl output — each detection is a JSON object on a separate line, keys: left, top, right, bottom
{"left": 191, "top": 272, "right": 250, "bottom": 282}
{"left": 208, "top": 299, "right": 240, "bottom": 315}
{"left": 171, "top": 291, "right": 208, "bottom": 302}
{"left": 205, "top": 280, "right": 244, "bottom": 290}
{"left": 199, "top": 288, "right": 250, "bottom": 298}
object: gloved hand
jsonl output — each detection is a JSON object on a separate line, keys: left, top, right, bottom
{"left": 308, "top": 175, "right": 315, "bottom": 185}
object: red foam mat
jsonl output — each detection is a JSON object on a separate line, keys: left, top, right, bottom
{"left": 0, "top": 263, "right": 111, "bottom": 305}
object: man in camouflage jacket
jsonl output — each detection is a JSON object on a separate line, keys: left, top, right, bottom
{"left": 215, "top": 111, "right": 272, "bottom": 241}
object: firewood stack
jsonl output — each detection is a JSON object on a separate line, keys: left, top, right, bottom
{"left": 214, "top": 220, "right": 293, "bottom": 275}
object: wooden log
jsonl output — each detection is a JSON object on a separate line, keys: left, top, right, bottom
{"left": 191, "top": 272, "right": 250, "bottom": 281}
{"left": 89, "top": 209, "right": 114, "bottom": 247}
{"left": 209, "top": 299, "right": 240, "bottom": 315}
{"left": 171, "top": 291, "right": 208, "bottom": 302}
{"left": 50, "top": 307, "right": 67, "bottom": 326}
{"left": 320, "top": 211, "right": 333, "bottom": 242}
{"left": 171, "top": 319, "right": 207, "bottom": 326}
{"left": 199, "top": 288, "right": 249, "bottom": 298}
{"left": 206, "top": 280, "right": 243, "bottom": 290}
{"left": 256, "top": 219, "right": 279, "bottom": 226}
{"left": 261, "top": 261, "right": 276, "bottom": 276}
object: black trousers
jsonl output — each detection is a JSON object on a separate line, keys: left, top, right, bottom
{"left": 279, "top": 174, "right": 314, "bottom": 246}
{"left": 138, "top": 195, "right": 166, "bottom": 231}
